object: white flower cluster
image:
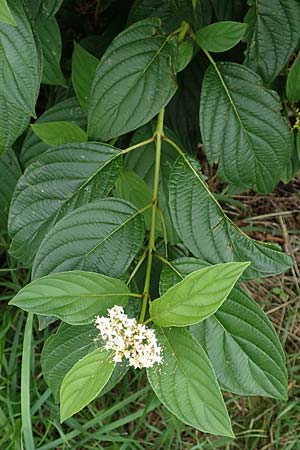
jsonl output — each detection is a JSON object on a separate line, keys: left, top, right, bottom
{"left": 95, "top": 305, "right": 162, "bottom": 369}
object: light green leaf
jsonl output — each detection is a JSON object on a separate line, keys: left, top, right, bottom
{"left": 88, "top": 19, "right": 178, "bottom": 141}
{"left": 244, "top": 0, "right": 300, "bottom": 82}
{"left": 125, "top": 124, "right": 179, "bottom": 243}
{"left": 41, "top": 323, "right": 98, "bottom": 402}
{"left": 20, "top": 97, "right": 86, "bottom": 167}
{"left": 0, "top": 0, "right": 16, "bottom": 25}
{"left": 168, "top": 156, "right": 292, "bottom": 279}
{"left": 31, "top": 198, "right": 146, "bottom": 279}
{"left": 150, "top": 262, "right": 249, "bottom": 327}
{"left": 0, "top": 149, "right": 21, "bottom": 231}
{"left": 37, "top": 16, "right": 65, "bottom": 86}
{"left": 177, "top": 41, "right": 193, "bottom": 72}
{"left": 160, "top": 257, "right": 288, "bottom": 399}
{"left": 287, "top": 53, "right": 300, "bottom": 103}
{"left": 60, "top": 347, "right": 115, "bottom": 422}
{"left": 200, "top": 62, "right": 292, "bottom": 193}
{"left": 147, "top": 327, "right": 233, "bottom": 437}
{"left": 72, "top": 42, "right": 99, "bottom": 110}
{"left": 9, "top": 142, "right": 121, "bottom": 265}
{"left": 196, "top": 21, "right": 247, "bottom": 52}
{"left": 9, "top": 270, "right": 130, "bottom": 324}
{"left": 31, "top": 121, "right": 87, "bottom": 147}
{"left": 0, "top": 0, "right": 41, "bottom": 154}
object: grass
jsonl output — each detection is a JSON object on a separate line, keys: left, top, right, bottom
{"left": 0, "top": 178, "right": 300, "bottom": 449}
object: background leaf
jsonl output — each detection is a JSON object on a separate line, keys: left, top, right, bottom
{"left": 60, "top": 347, "right": 115, "bottom": 422}
{"left": 244, "top": 0, "right": 300, "bottom": 82}
{"left": 168, "top": 156, "right": 293, "bottom": 279}
{"left": 147, "top": 327, "right": 233, "bottom": 437}
{"left": 20, "top": 97, "right": 87, "bottom": 167}
{"left": 88, "top": 19, "right": 178, "bottom": 141}
{"left": 31, "top": 198, "right": 146, "bottom": 279}
{"left": 0, "top": 149, "right": 21, "bottom": 231}
{"left": 286, "top": 53, "right": 300, "bottom": 103}
{"left": 196, "top": 21, "right": 247, "bottom": 53}
{"left": 0, "top": 0, "right": 41, "bottom": 154}
{"left": 72, "top": 42, "right": 99, "bottom": 110}
{"left": 10, "top": 270, "right": 130, "bottom": 324}
{"left": 31, "top": 121, "right": 87, "bottom": 146}
{"left": 160, "top": 257, "right": 288, "bottom": 400}
{"left": 200, "top": 62, "right": 292, "bottom": 193}
{"left": 36, "top": 15, "right": 65, "bottom": 86}
{"left": 9, "top": 142, "right": 121, "bottom": 264}
{"left": 150, "top": 262, "right": 249, "bottom": 327}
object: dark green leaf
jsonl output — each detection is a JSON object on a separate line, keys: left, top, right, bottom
{"left": 88, "top": 19, "right": 178, "bottom": 141}
{"left": 31, "top": 198, "right": 146, "bottom": 279}
{"left": 0, "top": 149, "right": 21, "bottom": 230}
{"left": 41, "top": 323, "right": 98, "bottom": 402}
{"left": 196, "top": 21, "right": 247, "bottom": 53}
{"left": 287, "top": 53, "right": 300, "bottom": 103}
{"left": 200, "top": 62, "right": 292, "bottom": 192}
{"left": 31, "top": 122, "right": 87, "bottom": 146}
{"left": 147, "top": 327, "right": 233, "bottom": 437}
{"left": 159, "top": 257, "right": 288, "bottom": 399}
{"left": 210, "top": 0, "right": 246, "bottom": 21}
{"left": 37, "top": 16, "right": 65, "bottom": 86}
{"left": 0, "top": 0, "right": 41, "bottom": 154}
{"left": 9, "top": 270, "right": 130, "bottom": 324}
{"left": 177, "top": 41, "right": 193, "bottom": 72}
{"left": 168, "top": 156, "right": 292, "bottom": 279}
{"left": 72, "top": 42, "right": 99, "bottom": 110}
{"left": 60, "top": 347, "right": 115, "bottom": 422}
{"left": 20, "top": 97, "right": 87, "bottom": 167}
{"left": 244, "top": 0, "right": 300, "bottom": 82}
{"left": 150, "top": 262, "right": 249, "bottom": 327}
{"left": 9, "top": 142, "right": 121, "bottom": 265}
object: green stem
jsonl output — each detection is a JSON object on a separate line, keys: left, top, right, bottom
{"left": 121, "top": 137, "right": 155, "bottom": 155}
{"left": 139, "top": 109, "right": 165, "bottom": 322}
{"left": 21, "top": 313, "right": 35, "bottom": 450}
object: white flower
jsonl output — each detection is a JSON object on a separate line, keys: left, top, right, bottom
{"left": 95, "top": 306, "right": 162, "bottom": 369}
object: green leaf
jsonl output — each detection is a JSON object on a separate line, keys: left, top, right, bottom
{"left": 9, "top": 142, "right": 121, "bottom": 265}
{"left": 281, "top": 135, "right": 300, "bottom": 184}
{"left": 244, "top": 0, "right": 300, "bottom": 82}
{"left": 147, "top": 327, "right": 233, "bottom": 437}
{"left": 297, "top": 132, "right": 300, "bottom": 160}
{"left": 37, "top": 16, "right": 65, "bottom": 86}
{"left": 196, "top": 21, "right": 247, "bottom": 53}
{"left": 20, "top": 97, "right": 87, "bottom": 167}
{"left": 200, "top": 62, "right": 292, "bottom": 193}
{"left": 60, "top": 347, "right": 115, "bottom": 422}
{"left": 125, "top": 124, "right": 179, "bottom": 243}
{"left": 168, "top": 156, "right": 293, "bottom": 279}
{"left": 0, "top": 0, "right": 41, "bottom": 154}
{"left": 287, "top": 53, "right": 300, "bottom": 103}
{"left": 88, "top": 19, "right": 178, "bottom": 141}
{"left": 31, "top": 122, "right": 87, "bottom": 147}
{"left": 42, "top": 0, "right": 63, "bottom": 17}
{"left": 159, "top": 257, "right": 288, "bottom": 399}
{"left": 41, "top": 323, "right": 98, "bottom": 402}
{"left": 72, "top": 42, "right": 99, "bottom": 111}
{"left": 31, "top": 198, "right": 146, "bottom": 279}
{"left": 177, "top": 41, "right": 193, "bottom": 72}
{"left": 192, "top": 288, "right": 288, "bottom": 400}
{"left": 116, "top": 168, "right": 158, "bottom": 232}
{"left": 9, "top": 270, "right": 130, "bottom": 324}
{"left": 0, "top": 0, "right": 16, "bottom": 25}
{"left": 150, "top": 262, "right": 249, "bottom": 327}
{"left": 0, "top": 149, "right": 21, "bottom": 231}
